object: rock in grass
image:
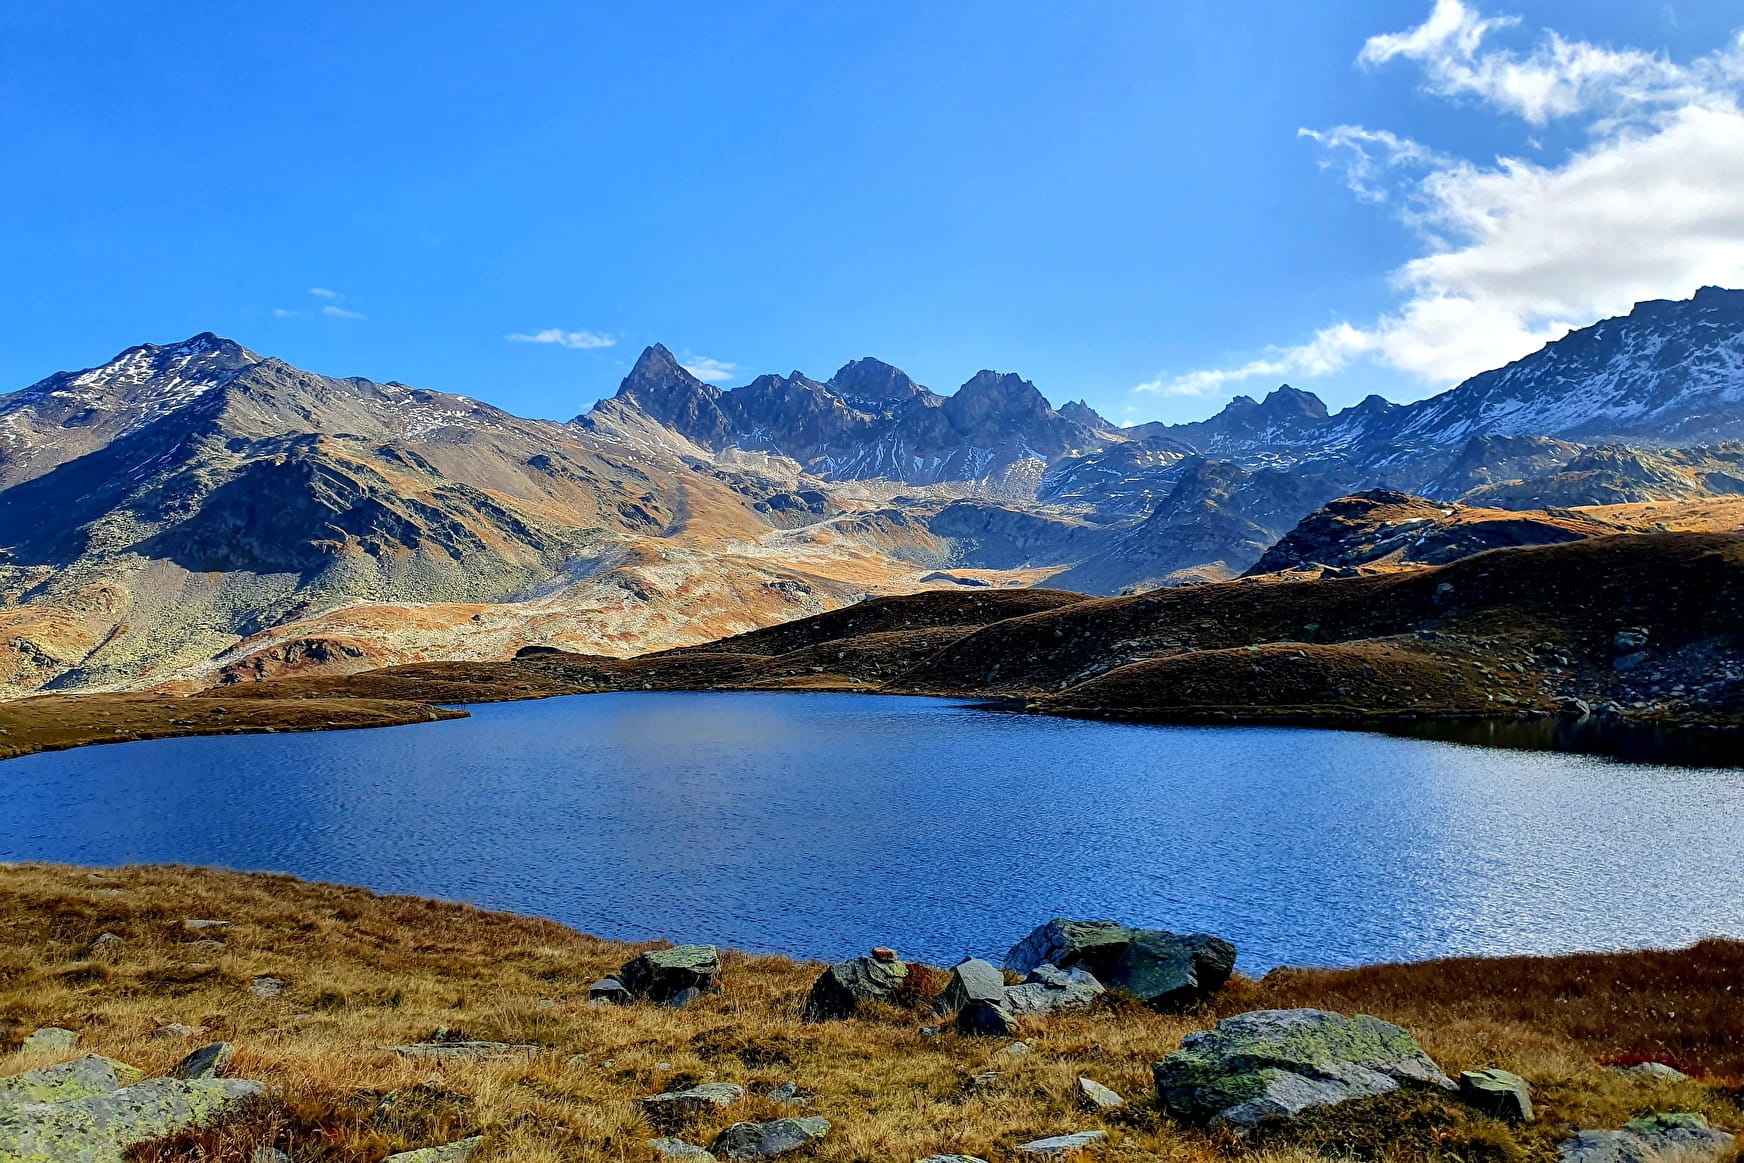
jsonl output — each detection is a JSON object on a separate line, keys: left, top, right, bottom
{"left": 801, "top": 950, "right": 909, "bottom": 1021}
{"left": 1004, "top": 918, "right": 1235, "bottom": 1010}
{"left": 935, "top": 958, "right": 1007, "bottom": 1014}
{"left": 20, "top": 1027, "right": 79, "bottom": 1054}
{"left": 252, "top": 1148, "right": 290, "bottom": 1163}
{"left": 1003, "top": 965, "right": 1103, "bottom": 1016}
{"left": 1459, "top": 1068, "right": 1533, "bottom": 1122}
{"left": 955, "top": 999, "right": 1019, "bottom": 1038}
{"left": 712, "top": 1117, "right": 830, "bottom": 1160}
{"left": 0, "top": 1076, "right": 263, "bottom": 1163}
{"left": 589, "top": 977, "right": 632, "bottom": 1005}
{"left": 650, "top": 1137, "right": 718, "bottom": 1160}
{"left": 1153, "top": 1008, "right": 1454, "bottom": 1128}
{"left": 150, "top": 1024, "right": 205, "bottom": 1041}
{"left": 170, "top": 1043, "right": 235, "bottom": 1080}
{"left": 249, "top": 976, "right": 287, "bottom": 998}
{"left": 916, "top": 1157, "right": 989, "bottom": 1163}
{"left": 392, "top": 1041, "right": 540, "bottom": 1061}
{"left": 1015, "top": 1130, "right": 1107, "bottom": 1156}
{"left": 381, "top": 1136, "right": 485, "bottom": 1163}
{"left": 1075, "top": 1077, "right": 1125, "bottom": 1110}
{"left": 1559, "top": 1115, "right": 1735, "bottom": 1163}
{"left": 0, "top": 1057, "right": 144, "bottom": 1107}
{"left": 1617, "top": 1062, "right": 1691, "bottom": 1082}
{"left": 619, "top": 945, "right": 721, "bottom": 1004}
{"left": 642, "top": 1084, "right": 746, "bottom": 1127}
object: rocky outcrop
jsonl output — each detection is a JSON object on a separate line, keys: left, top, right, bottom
{"left": 1153, "top": 1008, "right": 1455, "bottom": 1128}
{"left": 0, "top": 1072, "right": 262, "bottom": 1163}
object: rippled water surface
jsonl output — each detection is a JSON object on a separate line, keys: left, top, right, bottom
{"left": 5, "top": 692, "right": 1742, "bottom": 971}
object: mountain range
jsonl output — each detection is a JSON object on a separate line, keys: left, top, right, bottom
{"left": 3, "top": 287, "right": 1742, "bottom": 696}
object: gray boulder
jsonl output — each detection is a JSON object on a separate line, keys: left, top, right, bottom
{"left": 249, "top": 976, "right": 287, "bottom": 998}
{"left": 20, "top": 1027, "right": 79, "bottom": 1054}
{"left": 1003, "top": 965, "right": 1104, "bottom": 1016}
{"left": 1004, "top": 920, "right": 1131, "bottom": 977}
{"left": 1616, "top": 1063, "right": 1691, "bottom": 1082}
{"left": 171, "top": 1043, "right": 236, "bottom": 1080}
{"left": 1004, "top": 919, "right": 1235, "bottom": 1010}
{"left": 935, "top": 958, "right": 1006, "bottom": 1015}
{"left": 650, "top": 1137, "right": 718, "bottom": 1160}
{"left": 1459, "top": 1068, "right": 1533, "bottom": 1122}
{"left": 801, "top": 950, "right": 909, "bottom": 1021}
{"left": 1559, "top": 1115, "right": 1735, "bottom": 1163}
{"left": 1153, "top": 1008, "right": 1455, "bottom": 1128}
{"left": 0, "top": 1057, "right": 144, "bottom": 1107}
{"left": 589, "top": 977, "right": 632, "bottom": 1005}
{"left": 643, "top": 1084, "right": 746, "bottom": 1127}
{"left": 382, "top": 1137, "right": 485, "bottom": 1163}
{"left": 1076, "top": 1077, "right": 1125, "bottom": 1110}
{"left": 713, "top": 1117, "right": 829, "bottom": 1160}
{"left": 1015, "top": 1130, "right": 1106, "bottom": 1156}
{"left": 0, "top": 1076, "right": 262, "bottom": 1163}
{"left": 955, "top": 999, "right": 1019, "bottom": 1038}
{"left": 620, "top": 945, "right": 722, "bottom": 1003}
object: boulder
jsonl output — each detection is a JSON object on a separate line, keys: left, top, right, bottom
{"left": 0, "top": 1076, "right": 263, "bottom": 1163}
{"left": 712, "top": 1117, "right": 829, "bottom": 1160}
{"left": 171, "top": 1043, "right": 235, "bottom": 1080}
{"left": 935, "top": 958, "right": 1007, "bottom": 1014}
{"left": 20, "top": 1027, "right": 79, "bottom": 1054}
{"left": 1015, "top": 1130, "right": 1107, "bottom": 1156}
{"left": 620, "top": 946, "right": 721, "bottom": 1004}
{"left": 249, "top": 976, "right": 287, "bottom": 998}
{"left": 0, "top": 1057, "right": 144, "bottom": 1107}
{"left": 1459, "top": 1068, "right": 1533, "bottom": 1122}
{"left": 650, "top": 1137, "right": 718, "bottom": 1160}
{"left": 955, "top": 1000, "right": 1019, "bottom": 1038}
{"left": 1153, "top": 1008, "right": 1455, "bottom": 1128}
{"left": 1616, "top": 1063, "right": 1690, "bottom": 1082}
{"left": 1004, "top": 919, "right": 1235, "bottom": 1010}
{"left": 1003, "top": 965, "right": 1104, "bottom": 1016}
{"left": 801, "top": 952, "right": 909, "bottom": 1021}
{"left": 589, "top": 977, "right": 632, "bottom": 1005}
{"left": 1559, "top": 1115, "right": 1735, "bottom": 1163}
{"left": 642, "top": 1084, "right": 746, "bottom": 1127}
{"left": 382, "top": 1137, "right": 485, "bottom": 1163}
{"left": 1075, "top": 1077, "right": 1125, "bottom": 1110}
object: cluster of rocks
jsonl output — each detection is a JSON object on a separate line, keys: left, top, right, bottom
{"left": 593, "top": 944, "right": 722, "bottom": 1008}
{"left": 641, "top": 1082, "right": 830, "bottom": 1161}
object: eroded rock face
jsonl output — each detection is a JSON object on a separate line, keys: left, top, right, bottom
{"left": 0, "top": 1075, "right": 263, "bottom": 1163}
{"left": 619, "top": 945, "right": 721, "bottom": 1004}
{"left": 801, "top": 952, "right": 908, "bottom": 1022}
{"left": 1153, "top": 1008, "right": 1454, "bottom": 1128}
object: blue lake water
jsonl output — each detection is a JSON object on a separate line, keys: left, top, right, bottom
{"left": 3, "top": 691, "right": 1742, "bottom": 972}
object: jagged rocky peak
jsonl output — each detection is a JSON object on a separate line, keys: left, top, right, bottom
{"left": 944, "top": 370, "right": 1056, "bottom": 428}
{"left": 1220, "top": 384, "right": 1330, "bottom": 427}
{"left": 1058, "top": 399, "right": 1115, "bottom": 431}
{"left": 827, "top": 357, "right": 928, "bottom": 410}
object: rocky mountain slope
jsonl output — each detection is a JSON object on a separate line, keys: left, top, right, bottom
{"left": 3, "top": 287, "right": 1742, "bottom": 696}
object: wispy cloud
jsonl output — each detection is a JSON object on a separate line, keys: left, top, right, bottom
{"left": 505, "top": 328, "right": 616, "bottom": 350}
{"left": 307, "top": 287, "right": 337, "bottom": 299}
{"left": 1141, "top": 0, "right": 1744, "bottom": 399}
{"left": 275, "top": 287, "right": 365, "bottom": 320}
{"left": 321, "top": 304, "right": 366, "bottom": 320}
{"left": 681, "top": 355, "right": 738, "bottom": 384}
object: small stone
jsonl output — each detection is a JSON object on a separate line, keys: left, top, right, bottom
{"left": 1614, "top": 651, "right": 1649, "bottom": 672}
{"left": 643, "top": 1084, "right": 746, "bottom": 1127}
{"left": 1016, "top": 1131, "right": 1106, "bottom": 1156}
{"left": 249, "top": 976, "right": 287, "bottom": 998}
{"left": 188, "top": 938, "right": 226, "bottom": 952}
{"left": 91, "top": 933, "right": 126, "bottom": 954}
{"left": 589, "top": 977, "right": 632, "bottom": 1005}
{"left": 1076, "top": 1077, "right": 1125, "bottom": 1110}
{"left": 0, "top": 1077, "right": 263, "bottom": 1160}
{"left": 382, "top": 1136, "right": 485, "bottom": 1163}
{"left": 183, "top": 919, "right": 231, "bottom": 931}
{"left": 919, "top": 1026, "right": 942, "bottom": 1037}
{"left": 871, "top": 946, "right": 899, "bottom": 962}
{"left": 665, "top": 987, "right": 703, "bottom": 1009}
{"left": 171, "top": 1042, "right": 236, "bottom": 1080}
{"left": 955, "top": 1000, "right": 1019, "bottom": 1038}
{"left": 253, "top": 1148, "right": 291, "bottom": 1163}
{"left": 151, "top": 1023, "right": 205, "bottom": 1040}
{"left": 1459, "top": 1068, "right": 1533, "bottom": 1122}
{"left": 650, "top": 1137, "right": 718, "bottom": 1161}
{"left": 969, "top": 1072, "right": 1000, "bottom": 1090}
{"left": 916, "top": 1157, "right": 989, "bottom": 1163}
{"left": 765, "top": 1082, "right": 801, "bottom": 1103}
{"left": 997, "top": 1040, "right": 1031, "bottom": 1057}
{"left": 712, "top": 1117, "right": 830, "bottom": 1160}
{"left": 537, "top": 998, "right": 557, "bottom": 1010}
{"left": 21, "top": 1027, "right": 79, "bottom": 1054}
{"left": 1616, "top": 1062, "right": 1690, "bottom": 1082}
{"left": 1559, "top": 1116, "right": 1735, "bottom": 1163}
{"left": 392, "top": 1041, "right": 540, "bottom": 1061}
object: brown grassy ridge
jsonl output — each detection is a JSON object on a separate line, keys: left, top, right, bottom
{"left": 2, "top": 864, "right": 1740, "bottom": 1163}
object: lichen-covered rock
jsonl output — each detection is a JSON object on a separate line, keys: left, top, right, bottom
{"left": 1004, "top": 920, "right": 1132, "bottom": 978}
{"left": 0, "top": 1057, "right": 144, "bottom": 1108}
{"left": 712, "top": 1117, "right": 830, "bottom": 1160}
{"left": 391, "top": 1041, "right": 540, "bottom": 1061}
{"left": 1003, "top": 965, "right": 1103, "bottom": 1016}
{"left": 642, "top": 1084, "right": 746, "bottom": 1127}
{"left": 801, "top": 951, "right": 909, "bottom": 1021}
{"left": 955, "top": 999, "right": 1019, "bottom": 1038}
{"left": 1559, "top": 1115, "right": 1735, "bottom": 1163}
{"left": 19, "top": 1028, "right": 79, "bottom": 1054}
{"left": 170, "top": 1043, "right": 235, "bottom": 1080}
{"left": 381, "top": 1136, "right": 485, "bottom": 1163}
{"left": 1015, "top": 1130, "right": 1106, "bottom": 1156}
{"left": 650, "top": 1137, "right": 718, "bottom": 1160}
{"left": 1153, "top": 1008, "right": 1454, "bottom": 1128}
{"left": 620, "top": 946, "right": 721, "bottom": 1004}
{"left": 1460, "top": 1068, "right": 1533, "bottom": 1122}
{"left": 1004, "top": 919, "right": 1235, "bottom": 1010}
{"left": 0, "top": 1076, "right": 262, "bottom": 1163}
{"left": 935, "top": 958, "right": 1007, "bottom": 1015}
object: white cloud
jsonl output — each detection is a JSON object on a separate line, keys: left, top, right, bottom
{"left": 272, "top": 308, "right": 297, "bottom": 318}
{"left": 321, "top": 304, "right": 366, "bottom": 320}
{"left": 681, "top": 356, "right": 738, "bottom": 384}
{"left": 307, "top": 287, "right": 337, "bottom": 299}
{"left": 1143, "top": 2, "right": 1744, "bottom": 399}
{"left": 505, "top": 328, "right": 616, "bottom": 350}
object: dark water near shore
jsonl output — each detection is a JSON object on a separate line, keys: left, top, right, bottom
{"left": 4, "top": 692, "right": 1742, "bottom": 971}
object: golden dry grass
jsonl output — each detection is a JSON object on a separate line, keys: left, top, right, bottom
{"left": 1, "top": 863, "right": 1738, "bottom": 1163}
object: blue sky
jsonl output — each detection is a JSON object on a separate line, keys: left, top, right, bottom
{"left": 4, "top": 1, "right": 1743, "bottom": 424}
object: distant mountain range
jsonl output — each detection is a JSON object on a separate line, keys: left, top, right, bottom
{"left": 3, "top": 287, "right": 1742, "bottom": 695}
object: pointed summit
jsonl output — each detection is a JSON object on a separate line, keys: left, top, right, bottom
{"left": 827, "top": 357, "right": 927, "bottom": 409}
{"left": 608, "top": 344, "right": 732, "bottom": 447}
